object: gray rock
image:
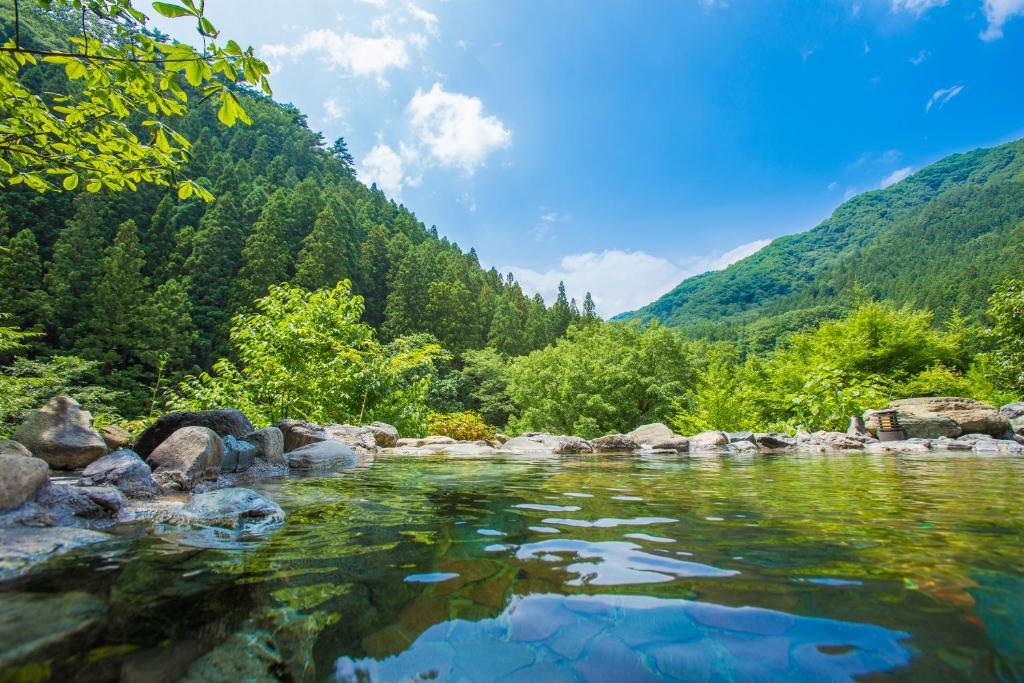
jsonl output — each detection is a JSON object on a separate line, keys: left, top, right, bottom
{"left": 383, "top": 442, "right": 497, "bottom": 457}
{"left": 420, "top": 436, "right": 457, "bottom": 445}
{"left": 242, "top": 427, "right": 286, "bottom": 467}
{"left": 100, "top": 424, "right": 133, "bottom": 451}
{"left": 589, "top": 434, "right": 640, "bottom": 452}
{"left": 324, "top": 424, "right": 379, "bottom": 454}
{"left": 627, "top": 423, "right": 675, "bottom": 446}
{"left": 847, "top": 416, "right": 868, "bottom": 437}
{"left": 12, "top": 397, "right": 106, "bottom": 470}
{"left": 0, "top": 454, "right": 49, "bottom": 511}
{"left": 754, "top": 433, "right": 796, "bottom": 449}
{"left": 805, "top": 431, "right": 865, "bottom": 450}
{"left": 174, "top": 488, "right": 284, "bottom": 529}
{"left": 0, "top": 592, "right": 107, "bottom": 671}
{"left": 932, "top": 437, "right": 973, "bottom": 451}
{"left": 864, "top": 440, "right": 931, "bottom": 453}
{"left": 274, "top": 419, "right": 327, "bottom": 452}
{"left": 0, "top": 439, "right": 33, "bottom": 458}
{"left": 286, "top": 440, "right": 359, "bottom": 469}
{"left": 869, "top": 397, "right": 1011, "bottom": 439}
{"left": 367, "top": 422, "right": 399, "bottom": 448}
{"left": 972, "top": 439, "right": 1023, "bottom": 454}
{"left": 274, "top": 420, "right": 379, "bottom": 455}
{"left": 78, "top": 449, "right": 157, "bottom": 498}
{"left": 35, "top": 482, "right": 126, "bottom": 519}
{"left": 999, "top": 402, "right": 1024, "bottom": 420}
{"left": 730, "top": 440, "right": 759, "bottom": 452}
{"left": 148, "top": 427, "right": 223, "bottom": 491}
{"left": 865, "top": 411, "right": 961, "bottom": 439}
{"left": 134, "top": 409, "right": 253, "bottom": 458}
{"left": 688, "top": 431, "right": 729, "bottom": 451}
{"left": 221, "top": 436, "right": 258, "bottom": 473}
{"left": 1012, "top": 415, "right": 1024, "bottom": 436}
{"left": 501, "top": 433, "right": 593, "bottom": 454}
{"left": 726, "top": 431, "right": 755, "bottom": 444}
{"left": 643, "top": 435, "right": 690, "bottom": 452}
{"left": 0, "top": 526, "right": 113, "bottom": 581}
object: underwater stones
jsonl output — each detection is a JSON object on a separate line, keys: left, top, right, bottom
{"left": 368, "top": 422, "right": 400, "bottom": 447}
{"left": 134, "top": 409, "right": 254, "bottom": 458}
{"left": 100, "top": 424, "right": 133, "bottom": 451}
{"left": 0, "top": 591, "right": 107, "bottom": 671}
{"left": 242, "top": 426, "right": 286, "bottom": 467}
{"left": 0, "top": 526, "right": 113, "bottom": 580}
{"left": 285, "top": 439, "right": 359, "bottom": 469}
{"left": 688, "top": 431, "right": 729, "bottom": 451}
{"left": 148, "top": 427, "right": 223, "bottom": 491}
{"left": 221, "top": 435, "right": 258, "bottom": 473}
{"left": 12, "top": 397, "right": 107, "bottom": 470}
{"left": 79, "top": 449, "right": 158, "bottom": 498}
{"left": 589, "top": 434, "right": 640, "bottom": 453}
{"left": 501, "top": 433, "right": 593, "bottom": 454}
{"left": 0, "top": 454, "right": 49, "bottom": 511}
{"left": 174, "top": 488, "right": 284, "bottom": 529}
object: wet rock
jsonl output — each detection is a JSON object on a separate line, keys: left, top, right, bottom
{"left": 971, "top": 439, "right": 1023, "bottom": 454}
{"left": 324, "top": 424, "right": 379, "bottom": 454}
{"left": 627, "top": 423, "right": 675, "bottom": 446}
{"left": 0, "top": 454, "right": 49, "bottom": 511}
{"left": 589, "top": 434, "right": 640, "bottom": 452}
{"left": 221, "top": 436, "right": 258, "bottom": 473}
{"left": 0, "top": 526, "right": 113, "bottom": 580}
{"left": 730, "top": 440, "right": 759, "bottom": 452}
{"left": 286, "top": 440, "right": 359, "bottom": 469}
{"left": 803, "top": 431, "right": 865, "bottom": 450}
{"left": 368, "top": 422, "right": 399, "bottom": 448}
{"left": 100, "top": 424, "right": 133, "bottom": 451}
{"left": 274, "top": 419, "right": 326, "bottom": 452}
{"left": 35, "top": 482, "right": 126, "bottom": 520}
{"left": 134, "top": 409, "right": 253, "bottom": 458}
{"left": 79, "top": 449, "right": 158, "bottom": 498}
{"left": 501, "top": 433, "right": 594, "bottom": 454}
{"left": 0, "top": 439, "right": 33, "bottom": 458}
{"left": 688, "top": 431, "right": 729, "bottom": 451}
{"left": 12, "top": 397, "right": 107, "bottom": 470}
{"left": 149, "top": 427, "right": 223, "bottom": 491}
{"left": 274, "top": 420, "right": 378, "bottom": 454}
{"left": 869, "top": 397, "right": 1011, "bottom": 439}
{"left": 754, "top": 433, "right": 796, "bottom": 449}
{"left": 999, "top": 402, "right": 1024, "bottom": 420}
{"left": 171, "top": 488, "right": 284, "bottom": 529}
{"left": 241, "top": 427, "right": 286, "bottom": 467}
{"left": 864, "top": 440, "right": 931, "bottom": 453}
{"left": 726, "top": 431, "right": 755, "bottom": 444}
{"left": 932, "top": 437, "right": 973, "bottom": 451}
{"left": 384, "top": 442, "right": 497, "bottom": 457}
{"left": 0, "top": 591, "right": 107, "bottom": 671}
{"left": 421, "top": 436, "right": 457, "bottom": 446}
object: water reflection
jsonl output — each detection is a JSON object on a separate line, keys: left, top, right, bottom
{"left": 335, "top": 593, "right": 912, "bottom": 682}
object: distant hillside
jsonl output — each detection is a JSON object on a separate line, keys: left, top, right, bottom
{"left": 618, "top": 139, "right": 1024, "bottom": 336}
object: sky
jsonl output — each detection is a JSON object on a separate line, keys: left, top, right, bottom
{"left": 154, "top": 0, "right": 1024, "bottom": 317}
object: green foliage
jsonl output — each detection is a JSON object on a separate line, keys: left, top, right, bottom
{"left": 427, "top": 411, "right": 495, "bottom": 441}
{"left": 984, "top": 279, "right": 1024, "bottom": 391}
{"left": 897, "top": 364, "right": 976, "bottom": 399}
{"left": 671, "top": 345, "right": 757, "bottom": 434}
{"left": 787, "top": 368, "right": 888, "bottom": 432}
{"left": 459, "top": 348, "right": 513, "bottom": 427}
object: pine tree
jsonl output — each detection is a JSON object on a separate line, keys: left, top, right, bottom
{"left": 356, "top": 224, "right": 392, "bottom": 327}
{"left": 331, "top": 137, "right": 356, "bottom": 176}
{"left": 0, "top": 229, "right": 51, "bottom": 335}
{"left": 549, "top": 281, "right": 573, "bottom": 342}
{"left": 583, "top": 292, "right": 598, "bottom": 322}
{"left": 487, "top": 294, "right": 527, "bottom": 356}
{"left": 142, "top": 195, "right": 177, "bottom": 278}
{"left": 294, "top": 203, "right": 358, "bottom": 291}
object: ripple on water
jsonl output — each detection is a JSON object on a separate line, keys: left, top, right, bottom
{"left": 513, "top": 503, "right": 582, "bottom": 512}
{"left": 624, "top": 533, "right": 675, "bottom": 543}
{"left": 611, "top": 495, "right": 643, "bottom": 501}
{"left": 529, "top": 526, "right": 561, "bottom": 534}
{"left": 404, "top": 572, "right": 459, "bottom": 583}
{"left": 541, "top": 516, "right": 678, "bottom": 528}
{"left": 564, "top": 492, "right": 593, "bottom": 498}
{"left": 477, "top": 529, "right": 506, "bottom": 536}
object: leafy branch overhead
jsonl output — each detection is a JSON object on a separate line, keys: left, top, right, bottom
{"left": 0, "top": 0, "right": 270, "bottom": 199}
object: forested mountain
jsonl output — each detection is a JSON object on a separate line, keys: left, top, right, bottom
{"left": 0, "top": 7, "right": 586, "bottom": 415}
{"left": 619, "top": 139, "right": 1024, "bottom": 338}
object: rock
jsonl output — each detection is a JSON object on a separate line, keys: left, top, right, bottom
{"left": 324, "top": 424, "right": 379, "bottom": 454}
{"left": 241, "top": 427, "right": 286, "bottom": 467}
{"left": 688, "top": 431, "right": 729, "bottom": 451}
{"left": 847, "top": 416, "right": 868, "bottom": 437}
{"left": 806, "top": 431, "right": 866, "bottom": 450}
{"left": 78, "top": 449, "right": 158, "bottom": 498}
{"left": 148, "top": 427, "right": 224, "bottom": 491}
{"left": 731, "top": 440, "right": 759, "bottom": 452}
{"left": 870, "top": 397, "right": 1011, "bottom": 439}
{"left": 627, "top": 423, "right": 675, "bottom": 446}
{"left": 1000, "top": 402, "right": 1024, "bottom": 420}
{"left": 589, "top": 434, "right": 640, "bottom": 452}
{"left": 493, "top": 433, "right": 510, "bottom": 445}
{"left": 643, "top": 435, "right": 690, "bottom": 452}
{"left": 0, "top": 592, "right": 107, "bottom": 672}
{"left": 274, "top": 419, "right": 326, "bottom": 452}
{"left": 0, "top": 454, "right": 49, "bottom": 511}
{"left": 754, "top": 433, "right": 795, "bottom": 449}
{"left": 932, "top": 436, "right": 974, "bottom": 451}
{"left": 421, "top": 436, "right": 457, "bottom": 446}
{"left": 100, "top": 425, "right": 133, "bottom": 451}
{"left": 173, "top": 488, "right": 284, "bottom": 529}
{"left": 367, "top": 422, "right": 399, "bottom": 448}
{"left": 273, "top": 420, "right": 379, "bottom": 455}
{"left": 864, "top": 440, "right": 931, "bottom": 453}
{"left": 0, "top": 526, "right": 112, "bottom": 581}
{"left": 286, "top": 440, "right": 359, "bottom": 469}
{"left": 35, "top": 482, "right": 126, "bottom": 519}
{"left": 134, "top": 409, "right": 253, "bottom": 458}
{"left": 500, "top": 433, "right": 593, "bottom": 454}
{"left": 12, "top": 397, "right": 107, "bottom": 470}
{"left": 384, "top": 442, "right": 497, "bottom": 457}
{"left": 864, "top": 409, "right": 961, "bottom": 440}
{"left": 971, "top": 439, "right": 1023, "bottom": 454}
{"left": 0, "top": 439, "right": 33, "bottom": 458}
{"left": 222, "top": 436, "right": 258, "bottom": 473}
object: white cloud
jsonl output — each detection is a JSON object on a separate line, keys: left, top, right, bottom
{"left": 323, "top": 98, "right": 345, "bottom": 121}
{"left": 827, "top": 181, "right": 838, "bottom": 191}
{"left": 503, "top": 240, "right": 771, "bottom": 318}
{"left": 262, "top": 30, "right": 409, "bottom": 81}
{"left": 407, "top": 2, "right": 439, "bottom": 36}
{"left": 358, "top": 144, "right": 406, "bottom": 195}
{"left": 408, "top": 83, "right": 511, "bottom": 172}
{"left": 981, "top": 0, "right": 1024, "bottom": 39}
{"left": 925, "top": 84, "right": 963, "bottom": 111}
{"left": 357, "top": 0, "right": 388, "bottom": 5}
{"left": 891, "top": 0, "right": 948, "bottom": 14}
{"left": 532, "top": 210, "right": 569, "bottom": 241}
{"left": 698, "top": 0, "right": 727, "bottom": 9}
{"left": 909, "top": 49, "right": 930, "bottom": 64}
{"left": 880, "top": 166, "right": 913, "bottom": 188}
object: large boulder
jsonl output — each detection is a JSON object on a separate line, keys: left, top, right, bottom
{"left": 78, "top": 449, "right": 157, "bottom": 498}
{"left": 273, "top": 420, "right": 379, "bottom": 455}
{"left": 221, "top": 436, "right": 258, "bottom": 473}
{"left": 173, "top": 488, "right": 284, "bottom": 529}
{"left": 0, "top": 527, "right": 112, "bottom": 581}
{"left": 367, "top": 422, "right": 399, "bottom": 448}
{"left": 286, "top": 440, "right": 359, "bottom": 469}
{"left": 324, "top": 425, "right": 379, "bottom": 454}
{"left": 688, "top": 431, "right": 729, "bottom": 451}
{"left": 241, "top": 427, "right": 286, "bottom": 467}
{"left": 801, "top": 431, "right": 865, "bottom": 450}
{"left": 754, "top": 433, "right": 796, "bottom": 449}
{"left": 868, "top": 397, "right": 1011, "bottom": 439}
{"left": 1002, "top": 403, "right": 1024, "bottom": 436}
{"left": 134, "top": 409, "right": 253, "bottom": 458}
{"left": 100, "top": 425, "right": 133, "bottom": 451}
{"left": 627, "top": 423, "right": 673, "bottom": 446}
{"left": 589, "top": 434, "right": 640, "bottom": 452}
{"left": 12, "top": 397, "right": 106, "bottom": 470}
{"left": 0, "top": 439, "right": 33, "bottom": 458}
{"left": 0, "top": 591, "right": 108, "bottom": 672}
{"left": 500, "top": 433, "right": 593, "bottom": 454}
{"left": 148, "top": 427, "right": 223, "bottom": 491}
{"left": 274, "top": 419, "right": 326, "bottom": 452}
{"left": 0, "top": 454, "right": 49, "bottom": 511}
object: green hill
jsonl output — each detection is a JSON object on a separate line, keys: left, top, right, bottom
{"left": 618, "top": 139, "right": 1024, "bottom": 338}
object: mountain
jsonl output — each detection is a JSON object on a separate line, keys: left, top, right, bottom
{"left": 618, "top": 139, "right": 1024, "bottom": 337}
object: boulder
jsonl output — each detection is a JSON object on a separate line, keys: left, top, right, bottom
{"left": 78, "top": 449, "right": 157, "bottom": 498}
{"left": 0, "top": 439, "right": 33, "bottom": 458}
{"left": 870, "top": 397, "right": 1011, "bottom": 439}
{"left": 274, "top": 419, "right": 326, "bottom": 452}
{"left": 971, "top": 439, "right": 1023, "bottom": 454}
{"left": 148, "top": 427, "right": 223, "bottom": 491}
{"left": 12, "top": 397, "right": 106, "bottom": 470}
{"left": 367, "top": 422, "right": 399, "bottom": 448}
{"left": 0, "top": 527, "right": 112, "bottom": 581}
{"left": 273, "top": 420, "right": 378, "bottom": 454}
{"left": 864, "top": 440, "right": 931, "bottom": 453}
{"left": 0, "top": 454, "right": 49, "bottom": 511}
{"left": 221, "top": 436, "right": 258, "bottom": 473}
{"left": 134, "top": 409, "right": 253, "bottom": 458}
{"left": 173, "top": 488, "right": 284, "bottom": 529}
{"left": 1000, "top": 402, "right": 1024, "bottom": 420}
{"left": 847, "top": 416, "right": 868, "bottom": 437}
{"left": 644, "top": 435, "right": 690, "bottom": 452}
{"left": 421, "top": 436, "right": 457, "bottom": 446}
{"left": 384, "top": 442, "right": 497, "bottom": 457}
{"left": 754, "top": 433, "right": 796, "bottom": 449}
{"left": 807, "top": 431, "right": 866, "bottom": 450}
{"left": 589, "top": 434, "right": 640, "bottom": 452}
{"left": 241, "top": 427, "right": 286, "bottom": 467}
{"left": 932, "top": 437, "right": 973, "bottom": 451}
{"left": 0, "top": 591, "right": 107, "bottom": 672}
{"left": 35, "top": 482, "right": 126, "bottom": 519}
{"left": 688, "top": 431, "right": 729, "bottom": 451}
{"left": 100, "top": 425, "right": 133, "bottom": 451}
{"left": 726, "top": 431, "right": 756, "bottom": 444}
{"left": 324, "top": 424, "right": 379, "bottom": 454}
{"left": 731, "top": 440, "right": 758, "bottom": 452}
{"left": 500, "top": 433, "right": 593, "bottom": 454}
{"left": 627, "top": 423, "right": 675, "bottom": 446}
{"left": 286, "top": 440, "right": 359, "bottom": 469}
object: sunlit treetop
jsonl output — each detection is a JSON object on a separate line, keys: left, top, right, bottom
{"left": 0, "top": 0, "right": 271, "bottom": 200}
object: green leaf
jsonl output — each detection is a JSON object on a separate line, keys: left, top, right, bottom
{"left": 177, "top": 182, "right": 193, "bottom": 199}
{"left": 62, "top": 174, "right": 79, "bottom": 190}
{"left": 151, "top": 2, "right": 193, "bottom": 18}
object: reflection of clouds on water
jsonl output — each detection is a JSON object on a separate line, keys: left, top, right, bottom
{"left": 513, "top": 503, "right": 582, "bottom": 512}
{"left": 335, "top": 593, "right": 912, "bottom": 682}
{"left": 541, "top": 516, "right": 678, "bottom": 528}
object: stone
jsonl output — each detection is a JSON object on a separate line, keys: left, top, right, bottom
{"left": 730, "top": 440, "right": 758, "bottom": 452}
{"left": 286, "top": 440, "right": 359, "bottom": 469}
{"left": 847, "top": 416, "right": 868, "bottom": 437}
{"left": 221, "top": 436, "right": 258, "bottom": 473}
{"left": 324, "top": 424, "right": 379, "bottom": 454}
{"left": 0, "top": 592, "right": 107, "bottom": 672}
{"left": 173, "top": 488, "right": 284, "bottom": 529}
{"left": 12, "top": 397, "right": 106, "bottom": 470}
{"left": 864, "top": 409, "right": 961, "bottom": 440}
{"left": 806, "top": 431, "right": 865, "bottom": 450}
{"left": 864, "top": 440, "right": 931, "bottom": 453}
{"left": 0, "top": 439, "right": 33, "bottom": 458}
{"left": 148, "top": 427, "right": 223, "bottom": 491}
{"left": 100, "top": 425, "right": 133, "bottom": 451}
{"left": 972, "top": 439, "right": 1023, "bottom": 454}
{"left": 869, "top": 397, "right": 1011, "bottom": 439}
{"left": 932, "top": 437, "right": 974, "bottom": 451}
{"left": 242, "top": 427, "right": 286, "bottom": 467}
{"left": 589, "top": 434, "right": 640, "bottom": 452}
{"left": 688, "top": 431, "right": 729, "bottom": 451}
{"left": 726, "top": 431, "right": 755, "bottom": 444}
{"left": 0, "top": 526, "right": 112, "bottom": 581}
{"left": 643, "top": 435, "right": 690, "bottom": 452}
{"left": 421, "top": 436, "right": 457, "bottom": 445}
{"left": 627, "top": 423, "right": 675, "bottom": 446}
{"left": 1000, "top": 402, "right": 1024, "bottom": 420}
{"left": 384, "top": 442, "right": 498, "bottom": 457}
{"left": 367, "top": 422, "right": 399, "bottom": 447}
{"left": 0, "top": 454, "right": 49, "bottom": 511}
{"left": 134, "top": 409, "right": 253, "bottom": 458}
{"left": 754, "top": 433, "right": 795, "bottom": 449}
{"left": 78, "top": 449, "right": 158, "bottom": 498}
{"left": 500, "top": 434, "right": 593, "bottom": 454}
{"left": 273, "top": 420, "right": 379, "bottom": 454}
{"left": 35, "top": 482, "right": 125, "bottom": 520}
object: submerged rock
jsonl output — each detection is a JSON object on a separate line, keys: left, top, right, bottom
{"left": 0, "top": 526, "right": 113, "bottom": 581}
{"left": 148, "top": 427, "right": 223, "bottom": 491}
{"left": 79, "top": 449, "right": 158, "bottom": 498}
{"left": 242, "top": 427, "right": 286, "bottom": 467}
{"left": 12, "top": 397, "right": 107, "bottom": 470}
{"left": 286, "top": 440, "right": 359, "bottom": 469}
{"left": 134, "top": 409, "right": 254, "bottom": 458}
{"left": 173, "top": 488, "right": 284, "bottom": 529}
{"left": 0, "top": 591, "right": 107, "bottom": 672}
{"left": 589, "top": 434, "right": 640, "bottom": 452}
{"left": 501, "top": 433, "right": 593, "bottom": 454}
{"left": 0, "top": 454, "right": 49, "bottom": 512}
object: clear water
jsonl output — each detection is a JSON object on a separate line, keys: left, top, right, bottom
{"left": 3, "top": 451, "right": 1024, "bottom": 681}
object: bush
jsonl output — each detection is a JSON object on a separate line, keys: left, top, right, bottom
{"left": 427, "top": 411, "right": 495, "bottom": 441}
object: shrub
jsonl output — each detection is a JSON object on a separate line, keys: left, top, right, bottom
{"left": 427, "top": 411, "right": 495, "bottom": 441}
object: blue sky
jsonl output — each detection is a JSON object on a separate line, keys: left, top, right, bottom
{"left": 155, "top": 0, "right": 1024, "bottom": 316}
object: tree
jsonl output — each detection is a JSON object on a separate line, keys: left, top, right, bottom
{"left": 582, "top": 292, "right": 598, "bottom": 322}
{"left": 984, "top": 279, "right": 1024, "bottom": 391}
{"left": 330, "top": 137, "right": 355, "bottom": 176}
{"left": 294, "top": 203, "right": 357, "bottom": 291}
{"left": 0, "top": 227, "right": 50, "bottom": 333}
{"left": 0, "top": 0, "right": 269, "bottom": 198}
{"left": 548, "top": 281, "right": 573, "bottom": 342}
{"left": 487, "top": 294, "right": 525, "bottom": 356}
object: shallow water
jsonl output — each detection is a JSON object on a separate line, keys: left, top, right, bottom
{"left": 3, "top": 450, "right": 1024, "bottom": 681}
